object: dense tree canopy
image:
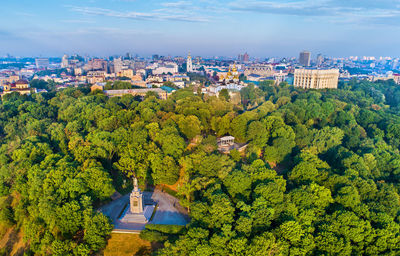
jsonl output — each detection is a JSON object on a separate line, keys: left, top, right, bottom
{"left": 1, "top": 79, "right": 400, "bottom": 255}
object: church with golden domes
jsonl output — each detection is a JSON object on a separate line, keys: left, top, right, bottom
{"left": 219, "top": 64, "right": 240, "bottom": 84}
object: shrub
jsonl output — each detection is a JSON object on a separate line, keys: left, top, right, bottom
{"left": 145, "top": 224, "right": 186, "bottom": 235}
{"left": 139, "top": 230, "right": 167, "bottom": 242}
{"left": 0, "top": 207, "right": 14, "bottom": 226}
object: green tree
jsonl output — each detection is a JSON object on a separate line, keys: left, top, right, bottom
{"left": 219, "top": 89, "right": 230, "bottom": 101}
{"left": 178, "top": 115, "right": 202, "bottom": 140}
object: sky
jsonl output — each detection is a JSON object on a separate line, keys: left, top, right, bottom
{"left": 0, "top": 0, "right": 400, "bottom": 58}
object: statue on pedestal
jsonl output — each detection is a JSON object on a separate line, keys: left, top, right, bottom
{"left": 130, "top": 177, "right": 143, "bottom": 213}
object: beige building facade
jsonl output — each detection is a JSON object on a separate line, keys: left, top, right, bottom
{"left": 104, "top": 88, "right": 168, "bottom": 100}
{"left": 294, "top": 68, "right": 339, "bottom": 89}
{"left": 244, "top": 65, "right": 274, "bottom": 77}
{"left": 117, "top": 69, "right": 135, "bottom": 78}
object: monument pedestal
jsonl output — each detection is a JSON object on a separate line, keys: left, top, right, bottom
{"left": 119, "top": 205, "right": 155, "bottom": 223}
{"left": 118, "top": 178, "right": 155, "bottom": 224}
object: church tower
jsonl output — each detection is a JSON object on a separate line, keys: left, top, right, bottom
{"left": 130, "top": 177, "right": 143, "bottom": 213}
{"left": 187, "top": 52, "right": 193, "bottom": 73}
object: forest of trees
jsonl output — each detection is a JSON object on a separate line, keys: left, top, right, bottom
{"left": 1, "top": 78, "right": 400, "bottom": 255}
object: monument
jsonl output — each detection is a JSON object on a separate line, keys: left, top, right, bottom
{"left": 100, "top": 176, "right": 190, "bottom": 232}
{"left": 119, "top": 177, "right": 154, "bottom": 225}
{"left": 130, "top": 177, "right": 143, "bottom": 213}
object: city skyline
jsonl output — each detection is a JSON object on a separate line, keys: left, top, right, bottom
{"left": 1, "top": 0, "right": 400, "bottom": 57}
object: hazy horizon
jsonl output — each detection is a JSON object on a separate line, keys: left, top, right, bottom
{"left": 1, "top": 0, "right": 400, "bottom": 57}
{"left": 1, "top": 53, "right": 397, "bottom": 60}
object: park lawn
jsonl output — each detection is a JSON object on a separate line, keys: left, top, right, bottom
{"left": 103, "top": 233, "right": 152, "bottom": 256}
{"left": 158, "top": 184, "right": 178, "bottom": 197}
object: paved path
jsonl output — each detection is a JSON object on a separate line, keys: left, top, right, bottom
{"left": 149, "top": 190, "right": 190, "bottom": 225}
{"left": 99, "top": 189, "right": 190, "bottom": 232}
{"left": 100, "top": 194, "right": 130, "bottom": 223}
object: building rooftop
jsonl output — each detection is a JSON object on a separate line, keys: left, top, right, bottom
{"left": 15, "top": 79, "right": 28, "bottom": 84}
{"left": 220, "top": 136, "right": 235, "bottom": 140}
{"left": 160, "top": 86, "right": 176, "bottom": 93}
{"left": 104, "top": 88, "right": 164, "bottom": 95}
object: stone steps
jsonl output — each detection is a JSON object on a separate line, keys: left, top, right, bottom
{"left": 120, "top": 212, "right": 147, "bottom": 223}
{"left": 119, "top": 205, "right": 155, "bottom": 224}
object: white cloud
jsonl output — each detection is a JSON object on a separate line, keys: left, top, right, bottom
{"left": 67, "top": 5, "right": 210, "bottom": 23}
{"left": 161, "top": 1, "right": 193, "bottom": 9}
{"left": 60, "top": 19, "right": 96, "bottom": 24}
{"left": 229, "top": 0, "right": 400, "bottom": 26}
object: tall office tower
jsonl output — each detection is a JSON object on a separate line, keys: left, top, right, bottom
{"left": 294, "top": 68, "right": 339, "bottom": 89}
{"left": 299, "top": 51, "right": 311, "bottom": 67}
{"left": 238, "top": 52, "right": 249, "bottom": 62}
{"left": 243, "top": 52, "right": 249, "bottom": 62}
{"left": 187, "top": 52, "right": 193, "bottom": 72}
{"left": 113, "top": 57, "right": 123, "bottom": 73}
{"left": 61, "top": 54, "right": 69, "bottom": 68}
{"left": 316, "top": 54, "right": 324, "bottom": 66}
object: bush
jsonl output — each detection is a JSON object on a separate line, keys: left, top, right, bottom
{"left": 139, "top": 230, "right": 167, "bottom": 242}
{"left": 145, "top": 224, "right": 185, "bottom": 235}
{"left": 0, "top": 208, "right": 14, "bottom": 226}
{"left": 0, "top": 247, "right": 7, "bottom": 255}
{"left": 0, "top": 183, "right": 9, "bottom": 196}
{"left": 162, "top": 186, "right": 177, "bottom": 197}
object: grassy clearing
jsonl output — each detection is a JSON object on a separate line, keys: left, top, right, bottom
{"left": 103, "top": 233, "right": 152, "bottom": 256}
{"left": 159, "top": 185, "right": 178, "bottom": 197}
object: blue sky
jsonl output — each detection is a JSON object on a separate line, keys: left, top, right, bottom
{"left": 0, "top": 0, "right": 399, "bottom": 57}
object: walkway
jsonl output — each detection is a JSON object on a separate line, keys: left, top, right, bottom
{"left": 99, "top": 189, "right": 190, "bottom": 233}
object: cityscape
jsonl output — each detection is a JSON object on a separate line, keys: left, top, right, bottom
{"left": 1, "top": 51, "right": 400, "bottom": 98}
{"left": 2, "top": 1, "right": 400, "bottom": 256}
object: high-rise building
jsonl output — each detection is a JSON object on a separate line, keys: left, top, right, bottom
{"left": 113, "top": 57, "right": 123, "bottom": 74}
{"left": 35, "top": 58, "right": 49, "bottom": 69}
{"left": 294, "top": 68, "right": 339, "bottom": 89}
{"left": 87, "top": 59, "right": 108, "bottom": 71}
{"left": 187, "top": 52, "right": 193, "bottom": 72}
{"left": 238, "top": 52, "right": 250, "bottom": 62}
{"left": 316, "top": 54, "right": 324, "bottom": 67}
{"left": 61, "top": 54, "right": 69, "bottom": 68}
{"left": 243, "top": 52, "right": 249, "bottom": 62}
{"left": 125, "top": 53, "right": 132, "bottom": 60}
{"left": 299, "top": 51, "right": 311, "bottom": 67}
